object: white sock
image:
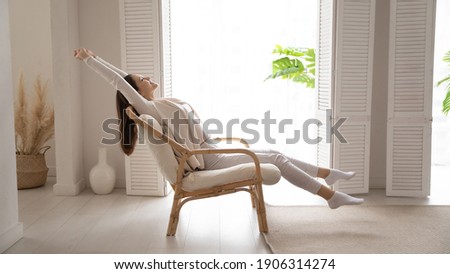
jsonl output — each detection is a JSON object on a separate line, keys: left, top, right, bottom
{"left": 324, "top": 169, "right": 355, "bottom": 186}
{"left": 327, "top": 191, "right": 364, "bottom": 209}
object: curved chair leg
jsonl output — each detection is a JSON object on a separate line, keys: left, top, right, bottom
{"left": 249, "top": 185, "right": 257, "bottom": 208}
{"left": 167, "top": 197, "right": 182, "bottom": 236}
{"left": 254, "top": 182, "right": 268, "bottom": 233}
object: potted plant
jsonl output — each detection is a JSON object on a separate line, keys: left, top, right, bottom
{"left": 14, "top": 72, "right": 54, "bottom": 189}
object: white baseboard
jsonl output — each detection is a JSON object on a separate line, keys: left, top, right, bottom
{"left": 53, "top": 178, "right": 86, "bottom": 196}
{"left": 0, "top": 222, "right": 23, "bottom": 253}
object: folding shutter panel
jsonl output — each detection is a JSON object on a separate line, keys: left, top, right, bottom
{"left": 316, "top": 0, "right": 336, "bottom": 169}
{"left": 332, "top": 0, "right": 375, "bottom": 194}
{"left": 120, "top": 0, "right": 169, "bottom": 196}
{"left": 159, "top": 0, "right": 173, "bottom": 98}
{"left": 386, "top": 0, "right": 435, "bottom": 197}
{"left": 125, "top": 142, "right": 166, "bottom": 196}
{"left": 120, "top": 0, "right": 161, "bottom": 81}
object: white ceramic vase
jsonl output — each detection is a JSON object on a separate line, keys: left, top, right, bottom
{"left": 89, "top": 147, "right": 115, "bottom": 194}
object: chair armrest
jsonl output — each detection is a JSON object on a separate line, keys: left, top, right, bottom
{"left": 188, "top": 148, "right": 259, "bottom": 164}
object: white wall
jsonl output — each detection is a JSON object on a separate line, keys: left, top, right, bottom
{"left": 8, "top": 0, "right": 126, "bottom": 193}
{"left": 8, "top": 0, "right": 56, "bottom": 178}
{"left": 51, "top": 0, "right": 86, "bottom": 195}
{"left": 0, "top": 0, "right": 23, "bottom": 253}
{"left": 79, "top": 0, "right": 126, "bottom": 188}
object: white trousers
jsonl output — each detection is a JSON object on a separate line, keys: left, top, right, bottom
{"left": 202, "top": 145, "right": 323, "bottom": 194}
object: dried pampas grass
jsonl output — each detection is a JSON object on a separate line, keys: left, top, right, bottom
{"left": 14, "top": 72, "right": 54, "bottom": 155}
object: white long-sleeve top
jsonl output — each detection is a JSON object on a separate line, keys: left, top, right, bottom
{"left": 83, "top": 56, "right": 206, "bottom": 170}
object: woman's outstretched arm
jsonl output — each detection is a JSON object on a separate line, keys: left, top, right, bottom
{"left": 74, "top": 48, "right": 148, "bottom": 111}
{"left": 95, "top": 56, "right": 128, "bottom": 78}
{"left": 75, "top": 48, "right": 128, "bottom": 77}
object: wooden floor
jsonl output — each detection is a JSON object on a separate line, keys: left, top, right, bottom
{"left": 5, "top": 178, "right": 271, "bottom": 254}
{"left": 5, "top": 165, "right": 450, "bottom": 254}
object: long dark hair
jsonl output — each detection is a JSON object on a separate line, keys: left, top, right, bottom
{"left": 116, "top": 75, "right": 140, "bottom": 155}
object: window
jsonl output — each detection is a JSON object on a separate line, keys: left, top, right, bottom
{"left": 171, "top": 0, "right": 318, "bottom": 163}
{"left": 431, "top": 0, "right": 450, "bottom": 194}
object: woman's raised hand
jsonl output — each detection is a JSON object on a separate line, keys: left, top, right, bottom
{"left": 74, "top": 48, "right": 95, "bottom": 60}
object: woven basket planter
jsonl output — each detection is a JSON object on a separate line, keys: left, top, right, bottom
{"left": 16, "top": 146, "right": 50, "bottom": 189}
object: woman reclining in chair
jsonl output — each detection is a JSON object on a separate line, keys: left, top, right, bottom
{"left": 74, "top": 48, "right": 363, "bottom": 209}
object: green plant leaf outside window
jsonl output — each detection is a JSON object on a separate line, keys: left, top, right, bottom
{"left": 437, "top": 50, "right": 450, "bottom": 116}
{"left": 266, "top": 45, "right": 316, "bottom": 89}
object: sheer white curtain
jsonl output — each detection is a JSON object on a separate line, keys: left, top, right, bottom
{"left": 171, "top": 0, "right": 318, "bottom": 164}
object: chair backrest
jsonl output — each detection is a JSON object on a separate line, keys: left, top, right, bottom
{"left": 126, "top": 107, "right": 180, "bottom": 185}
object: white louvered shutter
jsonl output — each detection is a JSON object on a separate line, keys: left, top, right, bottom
{"left": 120, "top": 0, "right": 161, "bottom": 82}
{"left": 159, "top": 0, "right": 173, "bottom": 98}
{"left": 332, "top": 0, "right": 375, "bottom": 194}
{"left": 121, "top": 0, "right": 172, "bottom": 196}
{"left": 316, "top": 0, "right": 336, "bottom": 170}
{"left": 316, "top": 0, "right": 375, "bottom": 194}
{"left": 386, "top": 0, "right": 435, "bottom": 197}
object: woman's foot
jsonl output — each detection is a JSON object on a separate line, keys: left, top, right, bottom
{"left": 327, "top": 191, "right": 364, "bottom": 209}
{"left": 324, "top": 169, "right": 355, "bottom": 186}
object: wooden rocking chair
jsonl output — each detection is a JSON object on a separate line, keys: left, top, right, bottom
{"left": 126, "top": 107, "right": 281, "bottom": 236}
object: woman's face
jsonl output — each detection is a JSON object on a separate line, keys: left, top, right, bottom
{"left": 131, "top": 74, "right": 159, "bottom": 100}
